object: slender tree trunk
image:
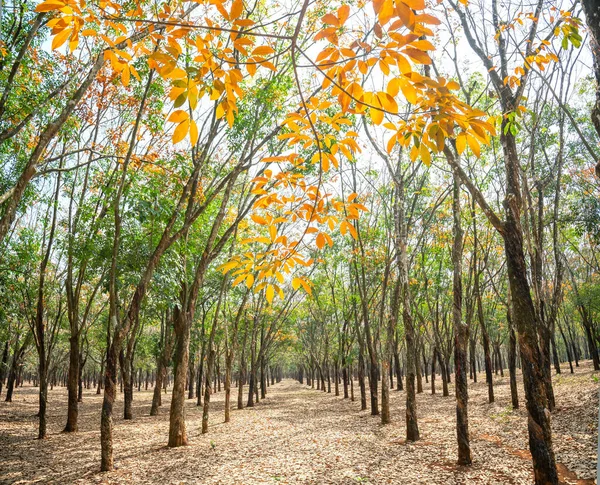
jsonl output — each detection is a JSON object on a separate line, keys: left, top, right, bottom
{"left": 381, "top": 358, "right": 390, "bottom": 424}
{"left": 64, "top": 335, "right": 79, "bottom": 431}
{"left": 202, "top": 347, "right": 216, "bottom": 433}
{"left": 394, "top": 350, "right": 403, "bottom": 391}
{"left": 431, "top": 347, "right": 436, "bottom": 395}
{"left": 508, "top": 309, "right": 519, "bottom": 409}
{"left": 452, "top": 166, "right": 472, "bottom": 463}
{"left": 168, "top": 309, "right": 191, "bottom": 447}
{"left": 0, "top": 341, "right": 9, "bottom": 397}
{"left": 358, "top": 350, "right": 367, "bottom": 410}
{"left": 101, "top": 336, "right": 119, "bottom": 471}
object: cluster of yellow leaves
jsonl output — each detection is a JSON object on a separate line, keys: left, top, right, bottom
{"left": 36, "top": 0, "right": 279, "bottom": 145}
{"left": 307, "top": 0, "right": 496, "bottom": 167}
{"left": 219, "top": 245, "right": 313, "bottom": 304}
{"left": 36, "top": 0, "right": 85, "bottom": 52}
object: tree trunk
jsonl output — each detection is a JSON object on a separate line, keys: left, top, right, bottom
{"left": 100, "top": 337, "right": 119, "bottom": 471}
{"left": 168, "top": 309, "right": 191, "bottom": 447}
{"left": 508, "top": 309, "right": 519, "bottom": 409}
{"left": 358, "top": 350, "right": 367, "bottom": 410}
{"left": 451, "top": 162, "right": 472, "bottom": 464}
{"left": 202, "top": 346, "right": 216, "bottom": 434}
{"left": 0, "top": 341, "right": 9, "bottom": 397}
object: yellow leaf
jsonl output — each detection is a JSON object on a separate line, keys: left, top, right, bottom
{"left": 456, "top": 133, "right": 467, "bottom": 155}
{"left": 467, "top": 134, "right": 481, "bottom": 157}
{"left": 219, "top": 261, "right": 238, "bottom": 273}
{"left": 232, "top": 274, "right": 246, "bottom": 286}
{"left": 269, "top": 224, "right": 277, "bottom": 242}
{"left": 121, "top": 65, "right": 130, "bottom": 87}
{"left": 410, "top": 39, "right": 435, "bottom": 51}
{"left": 420, "top": 143, "right": 431, "bottom": 166}
{"left": 321, "top": 153, "right": 330, "bottom": 171}
{"left": 189, "top": 120, "right": 198, "bottom": 145}
{"left": 378, "top": 92, "right": 398, "bottom": 113}
{"left": 251, "top": 214, "right": 267, "bottom": 225}
{"left": 400, "top": 79, "right": 417, "bottom": 104}
{"left": 246, "top": 274, "right": 254, "bottom": 289}
{"left": 168, "top": 110, "right": 189, "bottom": 123}
{"left": 347, "top": 222, "right": 358, "bottom": 240}
{"left": 370, "top": 108, "right": 384, "bottom": 125}
{"left": 266, "top": 284, "right": 274, "bottom": 304}
{"left": 404, "top": 47, "right": 431, "bottom": 64}
{"left": 387, "top": 78, "right": 400, "bottom": 97}
{"left": 173, "top": 119, "right": 189, "bottom": 144}
{"left": 51, "top": 28, "right": 71, "bottom": 50}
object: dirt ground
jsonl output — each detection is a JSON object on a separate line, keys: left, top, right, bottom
{"left": 0, "top": 362, "right": 598, "bottom": 485}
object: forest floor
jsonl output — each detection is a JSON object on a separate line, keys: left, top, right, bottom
{"left": 0, "top": 362, "right": 598, "bottom": 485}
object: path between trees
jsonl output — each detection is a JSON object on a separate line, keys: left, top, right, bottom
{"left": 0, "top": 364, "right": 597, "bottom": 484}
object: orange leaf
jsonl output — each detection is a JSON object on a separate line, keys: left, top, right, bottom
{"left": 35, "top": 0, "right": 65, "bottom": 11}
{"left": 316, "top": 232, "right": 326, "bottom": 249}
{"left": 322, "top": 13, "right": 339, "bottom": 26}
{"left": 402, "top": 0, "right": 425, "bottom": 10}
{"left": 230, "top": 0, "right": 244, "bottom": 19}
{"left": 338, "top": 5, "right": 350, "bottom": 24}
{"left": 252, "top": 45, "right": 274, "bottom": 56}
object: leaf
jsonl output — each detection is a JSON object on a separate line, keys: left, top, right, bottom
{"left": 189, "top": 119, "right": 199, "bottom": 146}
{"left": 411, "top": 39, "right": 435, "bottom": 51}
{"left": 251, "top": 214, "right": 267, "bottom": 225}
{"left": 51, "top": 28, "right": 71, "bottom": 50}
{"left": 347, "top": 222, "right": 358, "bottom": 240}
{"left": 370, "top": 108, "right": 384, "bottom": 125}
{"left": 420, "top": 143, "right": 431, "bottom": 166}
{"left": 219, "top": 261, "right": 238, "bottom": 273}
{"left": 167, "top": 110, "right": 189, "bottom": 123}
{"left": 173, "top": 119, "right": 189, "bottom": 144}
{"left": 35, "top": 0, "right": 65, "bottom": 12}
{"left": 467, "top": 134, "right": 481, "bottom": 157}
{"left": 402, "top": 0, "right": 425, "bottom": 9}
{"left": 269, "top": 224, "right": 277, "bottom": 242}
{"left": 316, "top": 232, "right": 326, "bottom": 249}
{"left": 404, "top": 47, "right": 431, "bottom": 64}
{"left": 456, "top": 133, "right": 467, "bottom": 155}
{"left": 232, "top": 274, "right": 246, "bottom": 286}
{"left": 121, "top": 65, "right": 130, "bottom": 87}
{"left": 400, "top": 79, "right": 417, "bottom": 104}
{"left": 230, "top": 0, "right": 244, "bottom": 20}
{"left": 322, "top": 13, "right": 339, "bottom": 26}
{"left": 266, "top": 284, "right": 274, "bottom": 304}
{"left": 246, "top": 273, "right": 255, "bottom": 289}
{"left": 338, "top": 5, "right": 350, "bottom": 24}
{"left": 252, "top": 45, "right": 274, "bottom": 56}
{"left": 387, "top": 78, "right": 400, "bottom": 97}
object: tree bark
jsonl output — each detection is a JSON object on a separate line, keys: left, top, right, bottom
{"left": 168, "top": 308, "right": 191, "bottom": 446}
